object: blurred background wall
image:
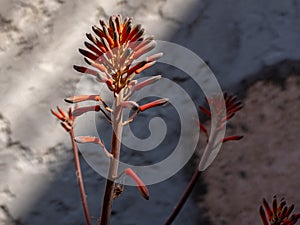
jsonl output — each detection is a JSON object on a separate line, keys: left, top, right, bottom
{"left": 0, "top": 0, "right": 300, "bottom": 225}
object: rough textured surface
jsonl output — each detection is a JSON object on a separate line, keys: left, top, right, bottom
{"left": 200, "top": 75, "right": 300, "bottom": 225}
{"left": 0, "top": 0, "right": 300, "bottom": 224}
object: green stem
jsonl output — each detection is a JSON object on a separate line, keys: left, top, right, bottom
{"left": 99, "top": 90, "right": 124, "bottom": 225}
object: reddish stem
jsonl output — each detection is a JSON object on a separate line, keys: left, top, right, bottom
{"left": 99, "top": 90, "right": 124, "bottom": 225}
{"left": 69, "top": 129, "right": 92, "bottom": 225}
{"left": 163, "top": 170, "right": 202, "bottom": 225}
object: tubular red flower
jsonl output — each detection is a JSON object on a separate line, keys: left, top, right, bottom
{"left": 73, "top": 65, "right": 98, "bottom": 76}
{"left": 221, "top": 135, "right": 243, "bottom": 143}
{"left": 260, "top": 206, "right": 269, "bottom": 225}
{"left": 139, "top": 98, "right": 168, "bottom": 112}
{"left": 198, "top": 92, "right": 243, "bottom": 144}
{"left": 84, "top": 58, "right": 108, "bottom": 74}
{"left": 197, "top": 121, "right": 209, "bottom": 142}
{"left": 146, "top": 53, "right": 163, "bottom": 62}
{"left": 133, "top": 41, "right": 156, "bottom": 60}
{"left": 127, "top": 61, "right": 148, "bottom": 76}
{"left": 72, "top": 105, "right": 101, "bottom": 117}
{"left": 124, "top": 168, "right": 149, "bottom": 200}
{"left": 75, "top": 136, "right": 101, "bottom": 145}
{"left": 84, "top": 41, "right": 104, "bottom": 56}
{"left": 263, "top": 198, "right": 273, "bottom": 220}
{"left": 135, "top": 61, "right": 156, "bottom": 74}
{"left": 78, "top": 48, "right": 99, "bottom": 61}
{"left": 50, "top": 108, "right": 65, "bottom": 121}
{"left": 260, "top": 196, "right": 300, "bottom": 225}
{"left": 133, "top": 75, "right": 161, "bottom": 91}
{"left": 64, "top": 95, "right": 102, "bottom": 103}
{"left": 57, "top": 106, "right": 67, "bottom": 118}
{"left": 199, "top": 105, "right": 211, "bottom": 117}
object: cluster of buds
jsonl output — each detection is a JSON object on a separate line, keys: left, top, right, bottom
{"left": 51, "top": 106, "right": 75, "bottom": 132}
{"left": 260, "top": 196, "right": 300, "bottom": 225}
{"left": 198, "top": 92, "right": 243, "bottom": 143}
{"left": 73, "top": 14, "right": 163, "bottom": 95}
{"left": 68, "top": 15, "right": 168, "bottom": 125}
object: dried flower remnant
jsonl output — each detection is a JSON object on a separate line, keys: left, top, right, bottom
{"left": 260, "top": 196, "right": 300, "bottom": 225}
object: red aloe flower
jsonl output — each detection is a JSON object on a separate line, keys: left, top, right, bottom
{"left": 139, "top": 98, "right": 168, "bottom": 112}
{"left": 71, "top": 105, "right": 101, "bottom": 117}
{"left": 260, "top": 196, "right": 300, "bottom": 225}
{"left": 73, "top": 15, "right": 163, "bottom": 93}
{"left": 51, "top": 106, "right": 74, "bottom": 132}
{"left": 198, "top": 92, "right": 243, "bottom": 143}
{"left": 74, "top": 136, "right": 112, "bottom": 158}
{"left": 124, "top": 168, "right": 149, "bottom": 200}
{"left": 64, "top": 95, "right": 102, "bottom": 103}
{"left": 201, "top": 92, "right": 243, "bottom": 123}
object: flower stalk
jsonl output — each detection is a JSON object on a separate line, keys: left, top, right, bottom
{"left": 99, "top": 90, "right": 124, "bottom": 225}
{"left": 51, "top": 107, "right": 92, "bottom": 225}
{"left": 51, "top": 15, "right": 166, "bottom": 225}
{"left": 164, "top": 92, "right": 243, "bottom": 225}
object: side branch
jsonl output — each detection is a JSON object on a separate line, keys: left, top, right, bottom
{"left": 69, "top": 129, "right": 92, "bottom": 225}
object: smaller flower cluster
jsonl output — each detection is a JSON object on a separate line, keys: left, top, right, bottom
{"left": 260, "top": 196, "right": 300, "bottom": 225}
{"left": 51, "top": 106, "right": 74, "bottom": 132}
{"left": 198, "top": 92, "right": 243, "bottom": 143}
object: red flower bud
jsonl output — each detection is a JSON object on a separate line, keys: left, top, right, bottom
{"left": 221, "top": 135, "right": 243, "bottom": 143}
{"left": 146, "top": 52, "right": 163, "bottom": 62}
{"left": 139, "top": 98, "right": 168, "bottom": 112}
{"left": 124, "top": 168, "right": 149, "bottom": 200}
{"left": 84, "top": 57, "right": 107, "bottom": 74}
{"left": 72, "top": 105, "right": 101, "bottom": 117}
{"left": 57, "top": 106, "right": 67, "bottom": 118}
{"left": 78, "top": 48, "right": 98, "bottom": 61}
{"left": 75, "top": 136, "right": 101, "bottom": 144}
{"left": 60, "top": 122, "right": 71, "bottom": 132}
{"left": 135, "top": 61, "right": 156, "bottom": 74}
{"left": 133, "top": 75, "right": 161, "bottom": 91}
{"left": 65, "top": 95, "right": 102, "bottom": 103}
{"left": 50, "top": 108, "right": 65, "bottom": 121}
{"left": 73, "top": 65, "right": 98, "bottom": 76}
